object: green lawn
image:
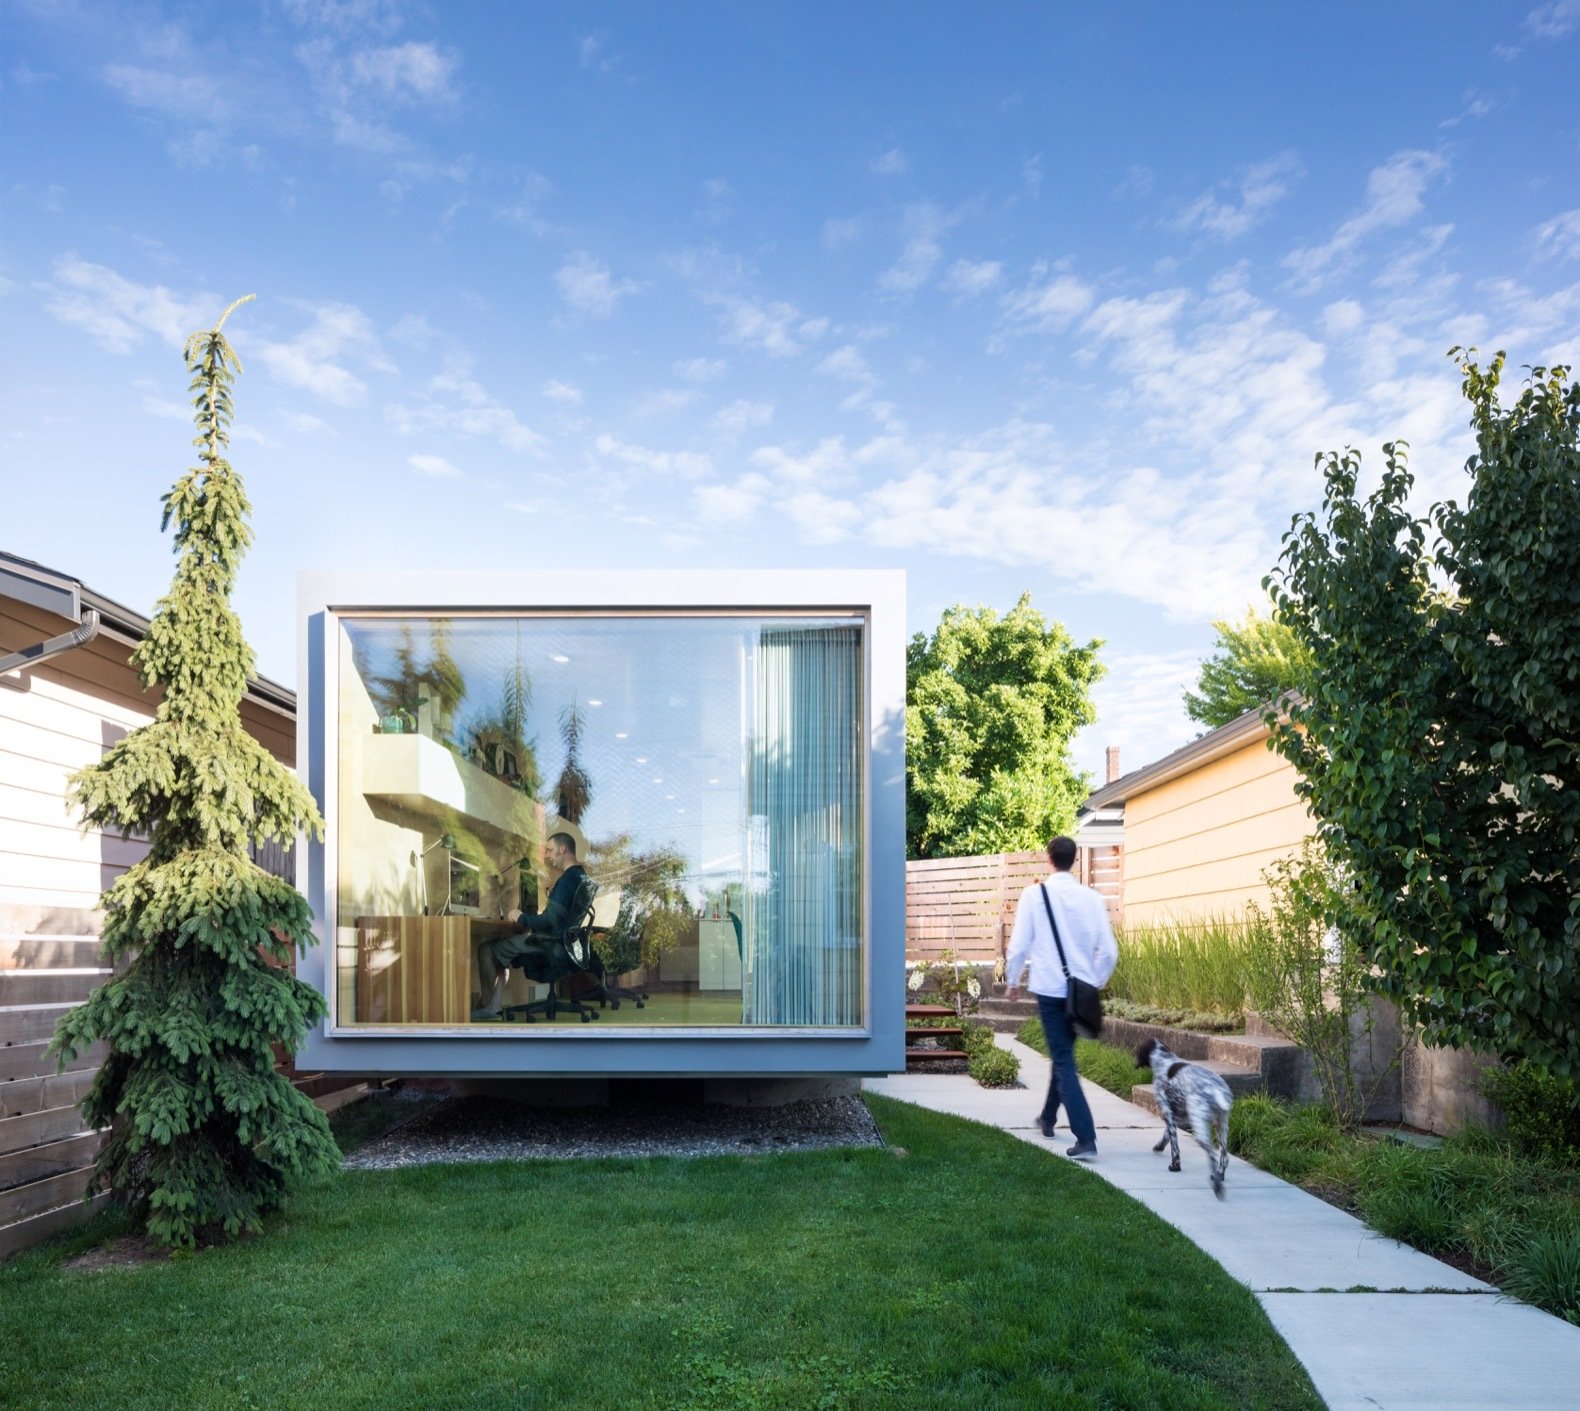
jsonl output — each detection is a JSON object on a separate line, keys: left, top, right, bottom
{"left": 1, "top": 1096, "right": 1321, "bottom": 1411}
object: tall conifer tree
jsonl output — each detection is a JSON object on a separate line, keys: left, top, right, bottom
{"left": 51, "top": 296, "right": 339, "bottom": 1247}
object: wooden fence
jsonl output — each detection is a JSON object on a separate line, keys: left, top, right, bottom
{"left": 0, "top": 926, "right": 113, "bottom": 1258}
{"left": 905, "top": 845, "right": 1124, "bottom": 965}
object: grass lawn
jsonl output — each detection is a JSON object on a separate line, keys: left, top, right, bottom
{"left": 0, "top": 1095, "right": 1320, "bottom": 1411}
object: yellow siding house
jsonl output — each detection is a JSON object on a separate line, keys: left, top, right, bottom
{"left": 1078, "top": 708, "right": 1311, "bottom": 929}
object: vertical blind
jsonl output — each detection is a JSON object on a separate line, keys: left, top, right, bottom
{"left": 743, "top": 624, "right": 863, "bottom": 1025}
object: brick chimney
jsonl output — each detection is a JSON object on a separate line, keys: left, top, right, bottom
{"left": 1105, "top": 745, "right": 1121, "bottom": 784}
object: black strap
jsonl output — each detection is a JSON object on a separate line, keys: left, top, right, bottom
{"left": 1038, "top": 883, "right": 1074, "bottom": 980}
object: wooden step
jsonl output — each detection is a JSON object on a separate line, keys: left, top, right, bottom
{"left": 906, "top": 1026, "right": 963, "bottom": 1042}
{"left": 905, "top": 1004, "right": 955, "bottom": 1018}
{"left": 906, "top": 1049, "right": 968, "bottom": 1064}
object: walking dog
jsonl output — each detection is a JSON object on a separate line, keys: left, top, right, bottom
{"left": 1135, "top": 1037, "right": 1232, "bottom": 1198}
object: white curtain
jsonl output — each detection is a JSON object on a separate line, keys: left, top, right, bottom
{"left": 742, "top": 624, "right": 862, "bottom": 1025}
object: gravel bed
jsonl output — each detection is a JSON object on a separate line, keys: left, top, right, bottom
{"left": 343, "top": 1093, "right": 884, "bottom": 1169}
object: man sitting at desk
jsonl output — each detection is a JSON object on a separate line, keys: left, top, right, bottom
{"left": 471, "top": 832, "right": 588, "bottom": 1020}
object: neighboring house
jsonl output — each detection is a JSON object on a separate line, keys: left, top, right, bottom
{"left": 1077, "top": 709, "right": 1310, "bottom": 930}
{"left": 296, "top": 569, "right": 907, "bottom": 1088}
{"left": 0, "top": 550, "right": 302, "bottom": 1257}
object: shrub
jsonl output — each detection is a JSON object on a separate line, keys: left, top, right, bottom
{"left": 1480, "top": 1061, "right": 1580, "bottom": 1164}
{"left": 1104, "top": 997, "right": 1242, "bottom": 1032}
{"left": 959, "top": 1021, "right": 996, "bottom": 1057}
{"left": 905, "top": 949, "right": 983, "bottom": 1017}
{"left": 1503, "top": 1228, "right": 1580, "bottom": 1324}
{"left": 1075, "top": 1040, "right": 1151, "bottom": 1100}
{"left": 1107, "top": 914, "right": 1252, "bottom": 1017}
{"left": 970, "top": 1045, "right": 1019, "bottom": 1088}
{"left": 1243, "top": 841, "right": 1397, "bottom": 1131}
{"left": 1015, "top": 1016, "right": 1045, "bottom": 1053}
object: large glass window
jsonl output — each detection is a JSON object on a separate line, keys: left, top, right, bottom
{"left": 333, "top": 613, "right": 865, "bottom": 1031}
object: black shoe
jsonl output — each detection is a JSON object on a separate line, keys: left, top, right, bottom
{"left": 1066, "top": 1140, "right": 1097, "bottom": 1160}
{"left": 1038, "top": 1117, "right": 1057, "bottom": 1138}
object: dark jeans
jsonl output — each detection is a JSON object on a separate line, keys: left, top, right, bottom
{"left": 1036, "top": 993, "right": 1096, "bottom": 1146}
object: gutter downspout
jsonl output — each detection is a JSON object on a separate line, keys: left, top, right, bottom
{"left": 0, "top": 608, "right": 102, "bottom": 676}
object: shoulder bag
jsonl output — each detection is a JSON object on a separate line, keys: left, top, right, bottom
{"left": 1039, "top": 883, "right": 1104, "bottom": 1040}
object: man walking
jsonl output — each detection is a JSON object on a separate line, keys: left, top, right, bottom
{"left": 1006, "top": 836, "right": 1119, "bottom": 1159}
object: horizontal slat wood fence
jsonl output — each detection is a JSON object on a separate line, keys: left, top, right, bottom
{"left": 906, "top": 845, "right": 1124, "bottom": 964}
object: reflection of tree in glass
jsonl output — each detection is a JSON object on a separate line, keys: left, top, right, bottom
{"left": 587, "top": 833, "right": 690, "bottom": 972}
{"left": 426, "top": 620, "right": 465, "bottom": 727}
{"left": 361, "top": 621, "right": 468, "bottom": 748}
{"left": 553, "top": 704, "right": 593, "bottom": 823}
{"left": 459, "top": 625, "right": 542, "bottom": 795}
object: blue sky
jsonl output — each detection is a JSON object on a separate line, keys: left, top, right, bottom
{"left": 3, "top": 1, "right": 1577, "bottom": 782}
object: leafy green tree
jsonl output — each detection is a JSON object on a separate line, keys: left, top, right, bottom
{"left": 50, "top": 297, "right": 339, "bottom": 1247}
{"left": 1267, "top": 352, "right": 1579, "bottom": 1077}
{"left": 906, "top": 593, "right": 1102, "bottom": 859}
{"left": 1183, "top": 606, "right": 1313, "bottom": 729}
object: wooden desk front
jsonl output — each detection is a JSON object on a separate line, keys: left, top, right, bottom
{"left": 355, "top": 917, "right": 515, "bottom": 1023}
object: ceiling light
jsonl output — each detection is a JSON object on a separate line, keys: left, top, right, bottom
{"left": 635, "top": 756, "right": 648, "bottom": 765}
{"left": 587, "top": 698, "right": 602, "bottom": 707}
{"left": 551, "top": 654, "right": 570, "bottom": 664}
{"left": 615, "top": 732, "right": 628, "bottom": 740}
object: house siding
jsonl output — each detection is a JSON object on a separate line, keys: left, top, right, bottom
{"left": 1121, "top": 731, "right": 1309, "bottom": 928}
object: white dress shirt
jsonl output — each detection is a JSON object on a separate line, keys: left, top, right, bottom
{"left": 1004, "top": 870, "right": 1119, "bottom": 998}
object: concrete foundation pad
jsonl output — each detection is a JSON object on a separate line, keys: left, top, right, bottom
{"left": 1259, "top": 1292, "right": 1580, "bottom": 1410}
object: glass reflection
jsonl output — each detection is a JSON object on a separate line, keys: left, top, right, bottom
{"left": 334, "top": 614, "right": 864, "bottom": 1031}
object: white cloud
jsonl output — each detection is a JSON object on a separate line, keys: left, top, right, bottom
{"left": 694, "top": 472, "right": 771, "bottom": 523}
{"left": 877, "top": 203, "right": 958, "bottom": 295}
{"left": 710, "top": 293, "right": 823, "bottom": 356}
{"left": 823, "top": 216, "right": 865, "bottom": 249}
{"left": 408, "top": 452, "right": 460, "bottom": 478}
{"left": 816, "top": 345, "right": 903, "bottom": 431}
{"left": 578, "top": 30, "right": 619, "bottom": 72}
{"left": 632, "top": 387, "right": 700, "bottom": 417}
{"left": 941, "top": 259, "right": 1004, "bottom": 298}
{"left": 709, "top": 398, "right": 774, "bottom": 435}
{"left": 386, "top": 363, "right": 545, "bottom": 453}
{"left": 542, "top": 379, "right": 584, "bottom": 404}
{"left": 1526, "top": 0, "right": 1580, "bottom": 39}
{"left": 696, "top": 177, "right": 734, "bottom": 223}
{"left": 817, "top": 344, "right": 877, "bottom": 389}
{"left": 44, "top": 256, "right": 216, "bottom": 353}
{"left": 1002, "top": 266, "right": 1096, "bottom": 330}
{"left": 673, "top": 356, "right": 726, "bottom": 382}
{"left": 556, "top": 251, "right": 640, "bottom": 318}
{"left": 593, "top": 434, "right": 712, "bottom": 480}
{"left": 872, "top": 146, "right": 908, "bottom": 176}
{"left": 281, "top": 410, "right": 332, "bottom": 434}
{"left": 1072, "top": 649, "right": 1207, "bottom": 783}
{"left": 1534, "top": 209, "right": 1580, "bottom": 263}
{"left": 256, "top": 302, "right": 393, "bottom": 407}
{"left": 497, "top": 171, "right": 555, "bottom": 235}
{"left": 1284, "top": 149, "right": 1448, "bottom": 288}
{"left": 1171, "top": 152, "right": 1300, "bottom": 240}
{"left": 350, "top": 42, "right": 457, "bottom": 102}
{"left": 102, "top": 64, "right": 221, "bottom": 118}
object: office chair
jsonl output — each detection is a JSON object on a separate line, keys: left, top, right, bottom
{"left": 500, "top": 877, "right": 602, "bottom": 1023}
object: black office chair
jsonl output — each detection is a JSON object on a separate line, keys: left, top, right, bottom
{"left": 585, "top": 894, "right": 647, "bottom": 1011}
{"left": 501, "top": 878, "right": 602, "bottom": 1024}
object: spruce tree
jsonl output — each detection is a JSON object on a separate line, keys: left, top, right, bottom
{"left": 50, "top": 296, "right": 340, "bottom": 1247}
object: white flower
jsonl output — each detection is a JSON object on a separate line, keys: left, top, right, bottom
{"left": 967, "top": 976, "right": 982, "bottom": 999}
{"left": 907, "top": 967, "right": 926, "bottom": 991}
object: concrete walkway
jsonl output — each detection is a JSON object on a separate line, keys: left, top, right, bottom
{"left": 866, "top": 1036, "right": 1580, "bottom": 1411}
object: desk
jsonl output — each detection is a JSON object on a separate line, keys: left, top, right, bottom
{"left": 355, "top": 916, "right": 515, "bottom": 1023}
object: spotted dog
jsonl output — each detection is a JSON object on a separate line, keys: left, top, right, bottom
{"left": 1135, "top": 1037, "right": 1232, "bottom": 1198}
